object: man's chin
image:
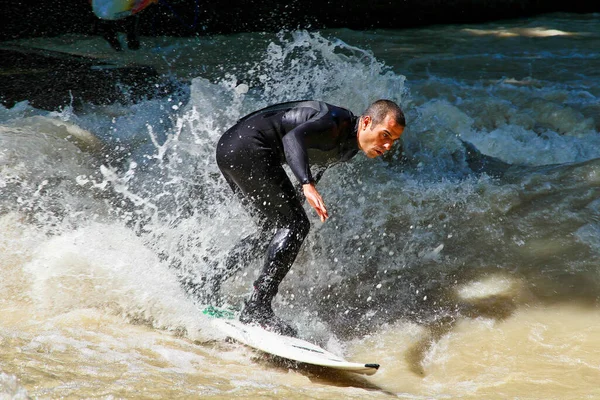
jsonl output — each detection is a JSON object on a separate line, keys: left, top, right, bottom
{"left": 362, "top": 149, "right": 380, "bottom": 158}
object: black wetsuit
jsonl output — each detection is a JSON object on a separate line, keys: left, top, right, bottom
{"left": 215, "top": 100, "right": 359, "bottom": 309}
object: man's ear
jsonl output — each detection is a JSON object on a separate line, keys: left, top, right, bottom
{"left": 362, "top": 115, "right": 372, "bottom": 130}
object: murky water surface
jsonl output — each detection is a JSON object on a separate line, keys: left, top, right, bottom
{"left": 2, "top": 12, "right": 600, "bottom": 399}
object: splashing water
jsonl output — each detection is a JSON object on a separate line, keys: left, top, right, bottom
{"left": 2, "top": 17, "right": 600, "bottom": 398}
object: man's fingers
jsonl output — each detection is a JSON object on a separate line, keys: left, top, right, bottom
{"left": 316, "top": 204, "right": 329, "bottom": 222}
{"left": 303, "top": 183, "right": 329, "bottom": 222}
{"left": 318, "top": 210, "right": 326, "bottom": 222}
{"left": 311, "top": 200, "right": 326, "bottom": 221}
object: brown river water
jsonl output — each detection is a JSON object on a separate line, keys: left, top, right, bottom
{"left": 2, "top": 12, "right": 600, "bottom": 399}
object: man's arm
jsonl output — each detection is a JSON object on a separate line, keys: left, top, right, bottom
{"left": 282, "top": 116, "right": 336, "bottom": 222}
{"left": 281, "top": 117, "right": 335, "bottom": 185}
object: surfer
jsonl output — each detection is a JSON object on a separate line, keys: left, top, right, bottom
{"left": 90, "top": 0, "right": 158, "bottom": 51}
{"left": 214, "top": 100, "right": 405, "bottom": 336}
{"left": 94, "top": 15, "right": 141, "bottom": 51}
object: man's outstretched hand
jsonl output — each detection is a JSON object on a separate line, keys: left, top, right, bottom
{"left": 303, "top": 183, "right": 329, "bottom": 222}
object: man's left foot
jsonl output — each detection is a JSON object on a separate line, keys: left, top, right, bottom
{"left": 239, "top": 299, "right": 298, "bottom": 337}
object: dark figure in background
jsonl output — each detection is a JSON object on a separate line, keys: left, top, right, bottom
{"left": 215, "top": 100, "right": 405, "bottom": 336}
{"left": 90, "top": 0, "right": 158, "bottom": 51}
{"left": 94, "top": 15, "right": 141, "bottom": 51}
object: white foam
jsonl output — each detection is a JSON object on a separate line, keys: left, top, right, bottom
{"left": 0, "top": 372, "right": 29, "bottom": 399}
{"left": 22, "top": 222, "right": 212, "bottom": 339}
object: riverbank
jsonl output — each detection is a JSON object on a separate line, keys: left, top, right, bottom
{"left": 2, "top": 0, "right": 598, "bottom": 41}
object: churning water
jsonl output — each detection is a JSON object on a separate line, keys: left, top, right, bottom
{"left": 2, "top": 12, "right": 600, "bottom": 399}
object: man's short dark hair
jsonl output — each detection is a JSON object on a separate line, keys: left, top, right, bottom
{"left": 363, "top": 99, "right": 405, "bottom": 127}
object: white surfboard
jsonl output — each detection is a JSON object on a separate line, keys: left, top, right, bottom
{"left": 212, "top": 318, "right": 379, "bottom": 375}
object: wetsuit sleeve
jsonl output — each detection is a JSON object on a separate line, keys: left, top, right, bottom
{"left": 282, "top": 118, "right": 335, "bottom": 185}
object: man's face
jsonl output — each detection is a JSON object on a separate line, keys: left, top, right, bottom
{"left": 357, "top": 113, "right": 405, "bottom": 158}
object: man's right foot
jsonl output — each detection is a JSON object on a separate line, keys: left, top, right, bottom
{"left": 239, "top": 300, "right": 298, "bottom": 337}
